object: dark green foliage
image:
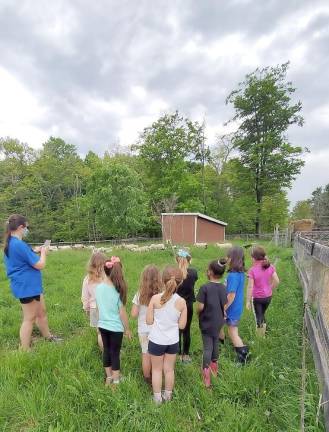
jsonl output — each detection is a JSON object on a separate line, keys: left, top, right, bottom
{"left": 226, "top": 63, "right": 305, "bottom": 233}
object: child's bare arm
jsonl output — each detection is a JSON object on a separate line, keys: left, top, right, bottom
{"left": 131, "top": 304, "right": 139, "bottom": 319}
{"left": 178, "top": 299, "right": 187, "bottom": 329}
{"left": 119, "top": 306, "right": 132, "bottom": 339}
{"left": 146, "top": 297, "right": 155, "bottom": 325}
{"left": 196, "top": 301, "right": 204, "bottom": 315}
{"left": 246, "top": 278, "right": 253, "bottom": 309}
{"left": 271, "top": 272, "right": 280, "bottom": 289}
{"left": 225, "top": 292, "right": 236, "bottom": 311}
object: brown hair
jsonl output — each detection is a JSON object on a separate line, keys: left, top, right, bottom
{"left": 87, "top": 252, "right": 106, "bottom": 282}
{"left": 176, "top": 256, "right": 190, "bottom": 279}
{"left": 227, "top": 246, "right": 245, "bottom": 272}
{"left": 251, "top": 246, "right": 270, "bottom": 269}
{"left": 3, "top": 214, "right": 27, "bottom": 257}
{"left": 208, "top": 258, "right": 226, "bottom": 278}
{"left": 104, "top": 260, "right": 128, "bottom": 305}
{"left": 161, "top": 265, "right": 183, "bottom": 305}
{"left": 139, "top": 265, "right": 162, "bottom": 306}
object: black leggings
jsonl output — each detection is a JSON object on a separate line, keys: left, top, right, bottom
{"left": 202, "top": 334, "right": 219, "bottom": 368}
{"left": 99, "top": 328, "right": 123, "bottom": 371}
{"left": 253, "top": 297, "right": 272, "bottom": 327}
{"left": 179, "top": 302, "right": 193, "bottom": 355}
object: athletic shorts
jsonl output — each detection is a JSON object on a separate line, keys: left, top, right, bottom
{"left": 148, "top": 340, "right": 179, "bottom": 356}
{"left": 138, "top": 333, "right": 149, "bottom": 354}
{"left": 19, "top": 295, "right": 41, "bottom": 304}
{"left": 89, "top": 308, "right": 99, "bottom": 328}
{"left": 226, "top": 318, "right": 240, "bottom": 327}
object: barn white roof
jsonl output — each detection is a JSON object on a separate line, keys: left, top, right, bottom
{"left": 161, "top": 213, "right": 227, "bottom": 226}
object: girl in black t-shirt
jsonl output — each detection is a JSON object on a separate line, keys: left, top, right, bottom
{"left": 176, "top": 250, "right": 198, "bottom": 363}
{"left": 196, "top": 259, "right": 227, "bottom": 388}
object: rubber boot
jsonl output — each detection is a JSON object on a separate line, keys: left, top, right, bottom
{"left": 202, "top": 367, "right": 211, "bottom": 387}
{"left": 235, "top": 346, "right": 250, "bottom": 364}
{"left": 209, "top": 361, "right": 218, "bottom": 377}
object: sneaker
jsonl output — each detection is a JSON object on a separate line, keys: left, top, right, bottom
{"left": 202, "top": 367, "right": 211, "bottom": 388}
{"left": 182, "top": 355, "right": 192, "bottom": 364}
{"left": 153, "top": 393, "right": 162, "bottom": 405}
{"left": 161, "top": 390, "right": 172, "bottom": 401}
{"left": 105, "top": 376, "right": 113, "bottom": 386}
{"left": 46, "top": 335, "right": 63, "bottom": 343}
{"left": 209, "top": 361, "right": 218, "bottom": 377}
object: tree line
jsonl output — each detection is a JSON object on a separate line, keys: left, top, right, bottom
{"left": 291, "top": 185, "right": 329, "bottom": 228}
{"left": 0, "top": 63, "right": 306, "bottom": 242}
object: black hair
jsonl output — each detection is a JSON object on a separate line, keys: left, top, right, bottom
{"left": 208, "top": 258, "right": 227, "bottom": 277}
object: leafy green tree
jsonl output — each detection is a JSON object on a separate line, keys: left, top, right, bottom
{"left": 133, "top": 111, "right": 206, "bottom": 209}
{"left": 261, "top": 192, "right": 289, "bottom": 232}
{"left": 291, "top": 200, "right": 313, "bottom": 220}
{"left": 226, "top": 63, "right": 305, "bottom": 233}
{"left": 311, "top": 185, "right": 329, "bottom": 227}
{"left": 87, "top": 162, "right": 148, "bottom": 238}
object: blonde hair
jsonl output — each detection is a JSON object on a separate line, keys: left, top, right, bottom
{"left": 176, "top": 256, "right": 190, "bottom": 279}
{"left": 87, "top": 252, "right": 106, "bottom": 282}
{"left": 161, "top": 266, "right": 183, "bottom": 305}
{"left": 139, "top": 265, "right": 162, "bottom": 306}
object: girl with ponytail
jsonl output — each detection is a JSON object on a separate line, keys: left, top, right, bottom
{"left": 96, "top": 256, "right": 132, "bottom": 386}
{"left": 175, "top": 250, "right": 198, "bottom": 363}
{"left": 246, "top": 246, "right": 279, "bottom": 336}
{"left": 146, "top": 266, "right": 187, "bottom": 404}
{"left": 3, "top": 214, "right": 61, "bottom": 350}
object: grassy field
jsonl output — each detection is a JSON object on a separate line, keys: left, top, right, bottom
{"left": 0, "top": 243, "right": 324, "bottom": 431}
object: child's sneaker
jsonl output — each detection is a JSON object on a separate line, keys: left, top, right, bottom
{"left": 105, "top": 376, "right": 113, "bottom": 386}
{"left": 153, "top": 392, "right": 162, "bottom": 405}
{"left": 162, "top": 390, "right": 172, "bottom": 401}
{"left": 209, "top": 361, "right": 218, "bottom": 377}
{"left": 46, "top": 335, "right": 63, "bottom": 343}
{"left": 202, "top": 367, "right": 211, "bottom": 388}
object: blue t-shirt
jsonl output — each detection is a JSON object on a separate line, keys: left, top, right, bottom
{"left": 226, "top": 272, "right": 245, "bottom": 321}
{"left": 96, "top": 282, "right": 124, "bottom": 332}
{"left": 4, "top": 236, "right": 43, "bottom": 299}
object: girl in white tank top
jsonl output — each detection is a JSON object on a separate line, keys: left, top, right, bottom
{"left": 146, "top": 266, "right": 187, "bottom": 404}
{"left": 149, "top": 293, "right": 181, "bottom": 346}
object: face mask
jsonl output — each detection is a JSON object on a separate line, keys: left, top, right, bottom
{"left": 22, "top": 227, "right": 29, "bottom": 238}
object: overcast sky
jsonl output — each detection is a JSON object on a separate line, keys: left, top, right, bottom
{"left": 0, "top": 0, "right": 328, "bottom": 206}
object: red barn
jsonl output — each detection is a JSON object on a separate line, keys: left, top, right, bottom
{"left": 161, "top": 213, "right": 227, "bottom": 245}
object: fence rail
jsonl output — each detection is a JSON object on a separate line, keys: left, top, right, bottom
{"left": 28, "top": 237, "right": 163, "bottom": 247}
{"left": 294, "top": 234, "right": 329, "bottom": 430}
{"left": 226, "top": 226, "right": 291, "bottom": 247}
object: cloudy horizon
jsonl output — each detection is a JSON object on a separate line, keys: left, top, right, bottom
{"left": 1, "top": 0, "right": 329, "bottom": 206}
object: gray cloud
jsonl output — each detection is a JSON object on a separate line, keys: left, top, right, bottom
{"left": 0, "top": 0, "right": 328, "bottom": 201}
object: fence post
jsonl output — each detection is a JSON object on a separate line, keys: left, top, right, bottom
{"left": 274, "top": 224, "right": 279, "bottom": 247}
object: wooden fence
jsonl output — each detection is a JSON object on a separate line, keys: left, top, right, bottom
{"left": 294, "top": 234, "right": 329, "bottom": 430}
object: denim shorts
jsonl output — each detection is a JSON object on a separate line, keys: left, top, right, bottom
{"left": 226, "top": 317, "right": 240, "bottom": 327}
{"left": 148, "top": 340, "right": 179, "bottom": 356}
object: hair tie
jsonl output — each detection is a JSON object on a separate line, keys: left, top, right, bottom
{"left": 105, "top": 256, "right": 121, "bottom": 269}
{"left": 217, "top": 260, "right": 225, "bottom": 268}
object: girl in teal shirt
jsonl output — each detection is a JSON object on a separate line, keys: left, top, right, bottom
{"left": 96, "top": 256, "right": 132, "bottom": 385}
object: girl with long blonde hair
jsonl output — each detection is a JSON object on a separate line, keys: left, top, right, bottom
{"left": 131, "top": 265, "right": 162, "bottom": 383}
{"left": 81, "top": 251, "right": 106, "bottom": 350}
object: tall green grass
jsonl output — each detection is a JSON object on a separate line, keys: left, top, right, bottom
{"left": 0, "top": 244, "right": 324, "bottom": 431}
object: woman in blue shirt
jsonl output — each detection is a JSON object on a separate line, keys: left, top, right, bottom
{"left": 3, "top": 214, "right": 61, "bottom": 350}
{"left": 224, "top": 246, "right": 250, "bottom": 364}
